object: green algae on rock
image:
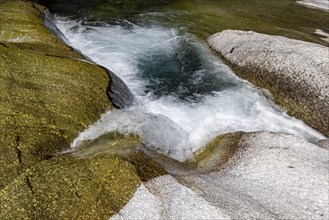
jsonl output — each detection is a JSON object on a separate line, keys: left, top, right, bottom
{"left": 39, "top": 0, "right": 174, "bottom": 20}
{"left": 188, "top": 132, "right": 244, "bottom": 172}
{"left": 72, "top": 132, "right": 167, "bottom": 182}
{"left": 0, "top": 0, "right": 81, "bottom": 58}
{"left": 0, "top": 0, "right": 167, "bottom": 218}
{"left": 73, "top": 132, "right": 142, "bottom": 158}
{"left": 0, "top": 41, "right": 111, "bottom": 188}
{"left": 0, "top": 0, "right": 112, "bottom": 188}
{"left": 125, "top": 152, "right": 167, "bottom": 182}
{"left": 0, "top": 154, "right": 141, "bottom": 219}
{"left": 40, "top": 0, "right": 329, "bottom": 46}
{"left": 161, "top": 0, "right": 329, "bottom": 46}
{"left": 316, "top": 139, "right": 329, "bottom": 150}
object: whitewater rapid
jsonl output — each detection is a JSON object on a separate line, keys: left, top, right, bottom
{"left": 55, "top": 16, "right": 325, "bottom": 161}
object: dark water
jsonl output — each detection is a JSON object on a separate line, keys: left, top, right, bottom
{"left": 39, "top": 0, "right": 174, "bottom": 19}
{"left": 137, "top": 36, "right": 239, "bottom": 102}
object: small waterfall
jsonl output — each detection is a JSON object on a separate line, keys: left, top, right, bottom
{"left": 55, "top": 15, "right": 326, "bottom": 161}
{"left": 46, "top": 12, "right": 135, "bottom": 109}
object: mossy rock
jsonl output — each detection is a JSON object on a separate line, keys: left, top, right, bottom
{"left": 0, "top": 0, "right": 81, "bottom": 58}
{"left": 73, "top": 132, "right": 142, "bottom": 158}
{"left": 72, "top": 132, "right": 167, "bottom": 182}
{"left": 0, "top": 130, "right": 167, "bottom": 219}
{"left": 0, "top": 41, "right": 111, "bottom": 188}
{"left": 188, "top": 132, "right": 243, "bottom": 172}
{"left": 0, "top": 1, "right": 157, "bottom": 218}
{"left": 0, "top": 153, "right": 141, "bottom": 219}
{"left": 136, "top": 132, "right": 244, "bottom": 174}
{"left": 162, "top": 0, "right": 329, "bottom": 46}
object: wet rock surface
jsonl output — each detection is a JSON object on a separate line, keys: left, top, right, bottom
{"left": 72, "top": 132, "right": 167, "bottom": 182}
{"left": 208, "top": 30, "right": 329, "bottom": 136}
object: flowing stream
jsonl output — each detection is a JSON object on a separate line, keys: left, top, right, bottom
{"left": 54, "top": 14, "right": 325, "bottom": 161}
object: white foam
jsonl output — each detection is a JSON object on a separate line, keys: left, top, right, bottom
{"left": 55, "top": 17, "right": 326, "bottom": 161}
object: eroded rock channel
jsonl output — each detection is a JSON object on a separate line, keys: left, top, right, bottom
{"left": 1, "top": 0, "right": 328, "bottom": 219}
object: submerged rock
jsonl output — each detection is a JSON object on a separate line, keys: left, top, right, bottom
{"left": 208, "top": 30, "right": 329, "bottom": 136}
{"left": 39, "top": 0, "right": 174, "bottom": 20}
{"left": 72, "top": 132, "right": 167, "bottom": 182}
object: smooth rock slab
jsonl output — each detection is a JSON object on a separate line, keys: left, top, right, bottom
{"left": 208, "top": 30, "right": 329, "bottom": 136}
{"left": 180, "top": 132, "right": 329, "bottom": 219}
{"left": 112, "top": 175, "right": 230, "bottom": 220}
{"left": 113, "top": 132, "right": 329, "bottom": 219}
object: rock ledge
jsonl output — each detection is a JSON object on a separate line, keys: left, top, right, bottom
{"left": 208, "top": 30, "right": 329, "bottom": 136}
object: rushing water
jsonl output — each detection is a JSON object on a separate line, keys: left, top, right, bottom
{"left": 55, "top": 15, "right": 325, "bottom": 161}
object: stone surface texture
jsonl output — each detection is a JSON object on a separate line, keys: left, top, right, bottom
{"left": 112, "top": 175, "right": 230, "bottom": 220}
{"left": 115, "top": 132, "right": 329, "bottom": 220}
{"left": 0, "top": 154, "right": 141, "bottom": 219}
{"left": 0, "top": 0, "right": 112, "bottom": 188}
{"left": 208, "top": 30, "right": 329, "bottom": 136}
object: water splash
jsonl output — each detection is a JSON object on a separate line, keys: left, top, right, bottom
{"left": 55, "top": 16, "right": 325, "bottom": 161}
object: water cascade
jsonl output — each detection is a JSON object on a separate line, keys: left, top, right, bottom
{"left": 54, "top": 16, "right": 325, "bottom": 161}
